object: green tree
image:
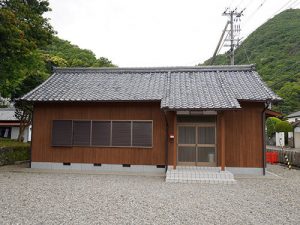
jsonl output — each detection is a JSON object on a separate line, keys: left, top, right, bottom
{"left": 41, "top": 36, "right": 115, "bottom": 68}
{"left": 276, "top": 81, "right": 300, "bottom": 114}
{"left": 275, "top": 121, "right": 293, "bottom": 133}
{"left": 14, "top": 100, "right": 33, "bottom": 142}
{"left": 12, "top": 73, "right": 44, "bottom": 142}
{"left": 0, "top": 0, "right": 54, "bottom": 97}
{"left": 201, "top": 9, "right": 300, "bottom": 114}
{"left": 266, "top": 117, "right": 281, "bottom": 138}
{"left": 0, "top": 0, "right": 115, "bottom": 100}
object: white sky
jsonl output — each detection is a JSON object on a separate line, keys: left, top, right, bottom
{"left": 45, "top": 0, "right": 300, "bottom": 67}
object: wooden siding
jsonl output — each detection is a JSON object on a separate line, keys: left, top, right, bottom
{"left": 32, "top": 101, "right": 264, "bottom": 167}
{"left": 217, "top": 102, "right": 264, "bottom": 168}
{"left": 32, "top": 102, "right": 175, "bottom": 165}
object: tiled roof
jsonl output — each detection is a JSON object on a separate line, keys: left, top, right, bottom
{"left": 21, "top": 65, "right": 281, "bottom": 110}
{"left": 287, "top": 111, "right": 300, "bottom": 118}
{"left": 0, "top": 108, "right": 17, "bottom": 121}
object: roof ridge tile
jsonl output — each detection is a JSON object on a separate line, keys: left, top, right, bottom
{"left": 53, "top": 64, "right": 256, "bottom": 74}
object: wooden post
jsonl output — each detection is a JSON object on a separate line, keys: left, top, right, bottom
{"left": 173, "top": 112, "right": 177, "bottom": 169}
{"left": 220, "top": 112, "right": 226, "bottom": 171}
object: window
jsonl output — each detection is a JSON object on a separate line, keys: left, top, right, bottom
{"left": 52, "top": 120, "right": 73, "bottom": 146}
{"left": 198, "top": 127, "right": 215, "bottom": 144}
{"left": 92, "top": 121, "right": 111, "bottom": 146}
{"left": 132, "top": 121, "right": 152, "bottom": 147}
{"left": 0, "top": 127, "right": 11, "bottom": 138}
{"left": 73, "top": 121, "right": 91, "bottom": 146}
{"left": 112, "top": 121, "right": 131, "bottom": 146}
{"left": 51, "top": 120, "right": 153, "bottom": 148}
{"left": 178, "top": 127, "right": 196, "bottom": 144}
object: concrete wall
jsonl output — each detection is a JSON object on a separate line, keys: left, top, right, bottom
{"left": 287, "top": 117, "right": 300, "bottom": 123}
{"left": 10, "top": 126, "right": 31, "bottom": 143}
{"left": 277, "top": 150, "right": 300, "bottom": 167}
{"left": 295, "top": 132, "right": 300, "bottom": 148}
{"left": 276, "top": 132, "right": 284, "bottom": 147}
{"left": 11, "top": 127, "right": 19, "bottom": 140}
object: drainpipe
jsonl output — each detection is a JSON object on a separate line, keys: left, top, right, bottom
{"left": 163, "top": 110, "right": 169, "bottom": 173}
{"left": 262, "top": 100, "right": 270, "bottom": 175}
{"left": 29, "top": 104, "right": 34, "bottom": 168}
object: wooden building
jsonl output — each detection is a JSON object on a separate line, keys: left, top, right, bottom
{"left": 21, "top": 65, "right": 281, "bottom": 174}
{"left": 0, "top": 107, "right": 31, "bottom": 142}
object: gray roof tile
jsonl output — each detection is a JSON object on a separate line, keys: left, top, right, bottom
{"left": 0, "top": 108, "right": 17, "bottom": 121}
{"left": 21, "top": 65, "right": 281, "bottom": 110}
{"left": 287, "top": 111, "right": 300, "bottom": 118}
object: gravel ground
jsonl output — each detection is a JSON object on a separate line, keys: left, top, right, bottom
{"left": 0, "top": 164, "right": 299, "bottom": 225}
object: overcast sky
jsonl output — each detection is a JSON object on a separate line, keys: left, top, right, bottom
{"left": 45, "top": 0, "right": 300, "bottom": 67}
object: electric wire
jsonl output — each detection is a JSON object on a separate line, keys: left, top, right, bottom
{"left": 273, "top": 0, "right": 295, "bottom": 16}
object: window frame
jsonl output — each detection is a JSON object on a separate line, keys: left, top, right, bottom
{"left": 111, "top": 121, "right": 132, "bottom": 147}
{"left": 72, "top": 120, "right": 92, "bottom": 147}
{"left": 51, "top": 119, "right": 153, "bottom": 148}
{"left": 51, "top": 120, "right": 73, "bottom": 147}
{"left": 132, "top": 121, "right": 154, "bottom": 147}
{"left": 91, "top": 121, "right": 112, "bottom": 146}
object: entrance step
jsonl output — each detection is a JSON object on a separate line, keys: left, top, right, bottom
{"left": 166, "top": 166, "right": 236, "bottom": 184}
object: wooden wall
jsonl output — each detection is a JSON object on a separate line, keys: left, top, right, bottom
{"left": 32, "top": 101, "right": 264, "bottom": 168}
{"left": 31, "top": 102, "right": 175, "bottom": 165}
{"left": 217, "top": 102, "right": 264, "bottom": 168}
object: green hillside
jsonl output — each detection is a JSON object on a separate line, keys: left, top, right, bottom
{"left": 2, "top": 36, "right": 115, "bottom": 99}
{"left": 0, "top": 0, "right": 114, "bottom": 99}
{"left": 203, "top": 9, "right": 300, "bottom": 114}
{"left": 41, "top": 36, "right": 115, "bottom": 68}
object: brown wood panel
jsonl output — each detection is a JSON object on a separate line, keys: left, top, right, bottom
{"left": 166, "top": 111, "right": 176, "bottom": 166}
{"left": 218, "top": 102, "right": 264, "bottom": 168}
{"left": 31, "top": 102, "right": 168, "bottom": 165}
{"left": 32, "top": 101, "right": 264, "bottom": 167}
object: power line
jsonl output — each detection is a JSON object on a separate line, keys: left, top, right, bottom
{"left": 273, "top": 0, "right": 294, "bottom": 16}
{"left": 229, "top": 0, "right": 238, "bottom": 8}
{"left": 210, "top": 0, "right": 299, "bottom": 65}
{"left": 217, "top": 32, "right": 229, "bottom": 55}
{"left": 244, "top": 0, "right": 254, "bottom": 9}
{"left": 236, "top": 0, "right": 245, "bottom": 8}
{"left": 210, "top": 21, "right": 230, "bottom": 65}
{"left": 222, "top": 8, "right": 245, "bottom": 65}
{"left": 210, "top": 7, "right": 245, "bottom": 65}
{"left": 241, "top": 0, "right": 300, "bottom": 41}
{"left": 295, "top": 1, "right": 300, "bottom": 7}
{"left": 289, "top": 0, "right": 300, "bottom": 8}
{"left": 270, "top": 71, "right": 300, "bottom": 88}
{"left": 242, "top": 0, "right": 268, "bottom": 28}
{"left": 269, "top": 62, "right": 300, "bottom": 88}
{"left": 240, "top": 44, "right": 251, "bottom": 64}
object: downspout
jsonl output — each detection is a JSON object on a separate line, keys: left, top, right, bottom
{"left": 163, "top": 110, "right": 169, "bottom": 173}
{"left": 162, "top": 71, "right": 171, "bottom": 173}
{"left": 262, "top": 100, "right": 270, "bottom": 175}
{"left": 29, "top": 103, "right": 34, "bottom": 168}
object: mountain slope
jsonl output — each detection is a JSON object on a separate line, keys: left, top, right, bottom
{"left": 41, "top": 36, "right": 115, "bottom": 68}
{"left": 10, "top": 36, "right": 115, "bottom": 99}
{"left": 202, "top": 9, "right": 300, "bottom": 114}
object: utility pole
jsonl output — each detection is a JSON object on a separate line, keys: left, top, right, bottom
{"left": 230, "top": 11, "right": 234, "bottom": 65}
{"left": 222, "top": 8, "right": 244, "bottom": 65}
{"left": 210, "top": 21, "right": 229, "bottom": 65}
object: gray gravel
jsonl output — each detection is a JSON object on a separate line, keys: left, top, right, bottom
{"left": 0, "top": 164, "right": 299, "bottom": 225}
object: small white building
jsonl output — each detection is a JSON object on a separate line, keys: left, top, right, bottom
{"left": 292, "top": 121, "right": 300, "bottom": 148}
{"left": 287, "top": 111, "right": 300, "bottom": 123}
{"left": 0, "top": 108, "right": 31, "bottom": 142}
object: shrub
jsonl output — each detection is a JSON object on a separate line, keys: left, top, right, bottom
{"left": 266, "top": 117, "right": 281, "bottom": 138}
{"left": 0, "top": 138, "right": 30, "bottom": 165}
{"left": 275, "top": 120, "right": 293, "bottom": 133}
{"left": 0, "top": 146, "right": 30, "bottom": 165}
